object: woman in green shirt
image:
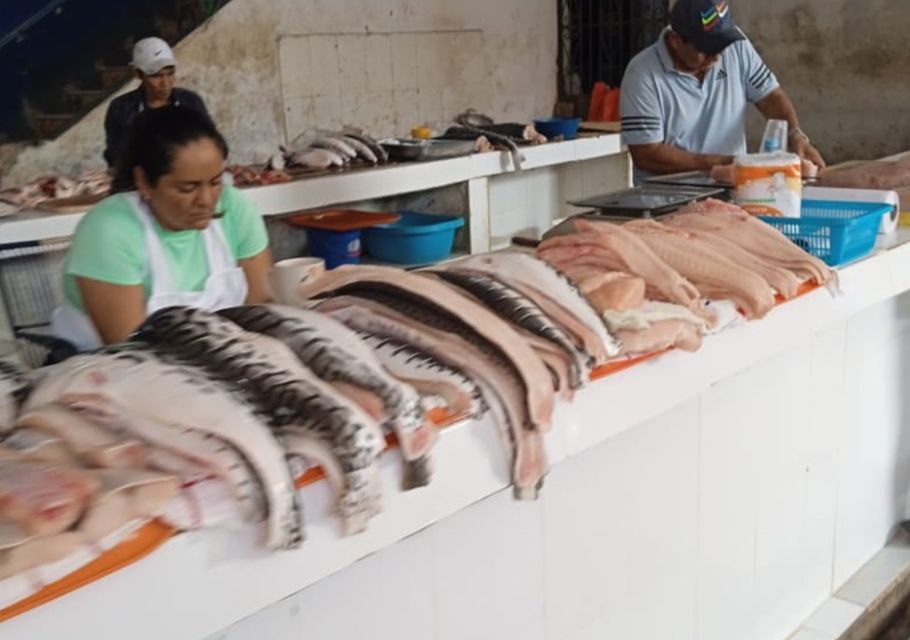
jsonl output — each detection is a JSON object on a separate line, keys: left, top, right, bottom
{"left": 53, "top": 106, "right": 273, "bottom": 350}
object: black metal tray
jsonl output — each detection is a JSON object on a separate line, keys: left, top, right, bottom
{"left": 379, "top": 138, "right": 475, "bottom": 162}
{"left": 646, "top": 170, "right": 732, "bottom": 189}
{"left": 567, "top": 184, "right": 726, "bottom": 218}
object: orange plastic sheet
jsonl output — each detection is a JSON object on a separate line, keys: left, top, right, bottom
{"left": 0, "top": 281, "right": 823, "bottom": 622}
{"left": 0, "top": 520, "right": 175, "bottom": 623}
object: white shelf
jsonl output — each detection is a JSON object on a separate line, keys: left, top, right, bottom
{"left": 0, "top": 135, "right": 624, "bottom": 246}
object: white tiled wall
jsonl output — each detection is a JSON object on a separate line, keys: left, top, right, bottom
{"left": 211, "top": 293, "right": 910, "bottom": 640}
{"left": 278, "top": 30, "right": 490, "bottom": 142}
{"left": 486, "top": 153, "right": 631, "bottom": 244}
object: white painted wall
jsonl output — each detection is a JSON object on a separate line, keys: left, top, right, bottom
{"left": 1, "top": 0, "right": 557, "bottom": 187}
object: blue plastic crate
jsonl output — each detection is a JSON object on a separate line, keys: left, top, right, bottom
{"left": 759, "top": 200, "right": 891, "bottom": 267}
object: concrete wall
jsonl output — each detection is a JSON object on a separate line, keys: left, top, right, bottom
{"left": 735, "top": 0, "right": 910, "bottom": 163}
{"left": 1, "top": 0, "right": 556, "bottom": 187}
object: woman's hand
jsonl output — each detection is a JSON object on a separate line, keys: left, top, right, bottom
{"left": 240, "top": 248, "right": 274, "bottom": 304}
{"left": 76, "top": 277, "right": 146, "bottom": 344}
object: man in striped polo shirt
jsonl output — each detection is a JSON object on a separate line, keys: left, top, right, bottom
{"left": 620, "top": 0, "right": 824, "bottom": 183}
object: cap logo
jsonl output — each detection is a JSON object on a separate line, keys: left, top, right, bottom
{"left": 700, "top": 1, "right": 729, "bottom": 32}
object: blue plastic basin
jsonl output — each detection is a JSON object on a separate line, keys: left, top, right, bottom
{"left": 534, "top": 117, "right": 582, "bottom": 141}
{"left": 363, "top": 211, "right": 465, "bottom": 265}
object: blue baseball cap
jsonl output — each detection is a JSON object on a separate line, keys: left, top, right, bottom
{"left": 669, "top": 0, "right": 745, "bottom": 55}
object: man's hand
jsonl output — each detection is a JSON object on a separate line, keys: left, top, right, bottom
{"left": 790, "top": 134, "right": 826, "bottom": 170}
{"left": 628, "top": 142, "right": 734, "bottom": 175}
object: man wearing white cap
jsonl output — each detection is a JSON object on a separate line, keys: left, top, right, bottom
{"left": 103, "top": 37, "right": 210, "bottom": 167}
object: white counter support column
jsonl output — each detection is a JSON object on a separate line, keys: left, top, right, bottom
{"left": 466, "top": 177, "right": 491, "bottom": 254}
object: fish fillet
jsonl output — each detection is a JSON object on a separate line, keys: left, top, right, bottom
{"left": 299, "top": 266, "right": 555, "bottom": 433}
{"left": 134, "top": 308, "right": 385, "bottom": 535}
{"left": 0, "top": 450, "right": 98, "bottom": 537}
{"left": 669, "top": 199, "right": 833, "bottom": 285}
{"left": 24, "top": 351, "right": 302, "bottom": 550}
{"left": 318, "top": 297, "right": 548, "bottom": 499}
{"left": 443, "top": 252, "right": 620, "bottom": 365}
{"left": 220, "top": 305, "right": 435, "bottom": 469}
{"left": 538, "top": 220, "right": 707, "bottom": 315}
{"left": 623, "top": 219, "right": 776, "bottom": 319}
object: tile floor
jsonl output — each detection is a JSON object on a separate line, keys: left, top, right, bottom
{"left": 787, "top": 535, "right": 910, "bottom": 640}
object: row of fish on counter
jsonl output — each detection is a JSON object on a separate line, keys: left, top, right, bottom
{"left": 0, "top": 199, "right": 835, "bottom": 587}
{"left": 267, "top": 130, "right": 390, "bottom": 172}
{"left": 225, "top": 131, "right": 392, "bottom": 187}
{"left": 0, "top": 170, "right": 112, "bottom": 211}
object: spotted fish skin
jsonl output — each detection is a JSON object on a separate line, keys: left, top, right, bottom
{"left": 357, "top": 332, "right": 486, "bottom": 418}
{"left": 24, "top": 348, "right": 302, "bottom": 550}
{"left": 430, "top": 271, "right": 591, "bottom": 389}
{"left": 219, "top": 305, "right": 431, "bottom": 460}
{"left": 330, "top": 283, "right": 530, "bottom": 412}
{"left": 318, "top": 296, "right": 548, "bottom": 499}
{"left": 133, "top": 307, "right": 385, "bottom": 533}
{"left": 0, "top": 360, "right": 31, "bottom": 435}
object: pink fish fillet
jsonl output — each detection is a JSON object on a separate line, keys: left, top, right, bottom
{"left": 16, "top": 403, "right": 148, "bottom": 469}
{"left": 661, "top": 220, "right": 801, "bottom": 299}
{"left": 577, "top": 272, "right": 646, "bottom": 313}
{"left": 0, "top": 450, "right": 99, "bottom": 536}
{"left": 623, "top": 219, "right": 776, "bottom": 319}
{"left": 538, "top": 219, "right": 705, "bottom": 313}
{"left": 669, "top": 199, "right": 833, "bottom": 285}
{"left": 616, "top": 319, "right": 703, "bottom": 355}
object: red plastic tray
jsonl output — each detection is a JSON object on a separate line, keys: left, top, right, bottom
{"left": 284, "top": 210, "right": 400, "bottom": 232}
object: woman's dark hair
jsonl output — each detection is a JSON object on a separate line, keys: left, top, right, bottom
{"left": 111, "top": 106, "right": 229, "bottom": 193}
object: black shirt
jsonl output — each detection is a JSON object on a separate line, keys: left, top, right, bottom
{"left": 103, "top": 88, "right": 211, "bottom": 167}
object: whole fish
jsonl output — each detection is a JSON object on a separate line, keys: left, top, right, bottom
{"left": 133, "top": 307, "right": 386, "bottom": 535}
{"left": 342, "top": 131, "right": 389, "bottom": 163}
{"left": 219, "top": 305, "right": 436, "bottom": 489}
{"left": 284, "top": 147, "right": 345, "bottom": 170}
{"left": 311, "top": 137, "right": 357, "bottom": 161}
{"left": 340, "top": 136, "right": 379, "bottom": 164}
{"left": 24, "top": 349, "right": 302, "bottom": 550}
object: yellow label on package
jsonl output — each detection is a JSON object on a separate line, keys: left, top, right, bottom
{"left": 733, "top": 152, "right": 802, "bottom": 218}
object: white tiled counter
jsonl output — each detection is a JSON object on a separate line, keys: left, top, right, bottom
{"left": 4, "top": 228, "right": 910, "bottom": 640}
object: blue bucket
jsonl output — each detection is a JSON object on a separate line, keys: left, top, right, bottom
{"left": 306, "top": 228, "right": 361, "bottom": 269}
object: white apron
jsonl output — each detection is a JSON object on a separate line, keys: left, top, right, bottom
{"left": 52, "top": 193, "right": 248, "bottom": 351}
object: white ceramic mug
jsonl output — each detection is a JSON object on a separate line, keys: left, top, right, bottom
{"left": 269, "top": 257, "right": 326, "bottom": 305}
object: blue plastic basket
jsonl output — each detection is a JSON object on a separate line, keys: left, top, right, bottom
{"left": 363, "top": 211, "right": 464, "bottom": 265}
{"left": 759, "top": 200, "right": 891, "bottom": 267}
